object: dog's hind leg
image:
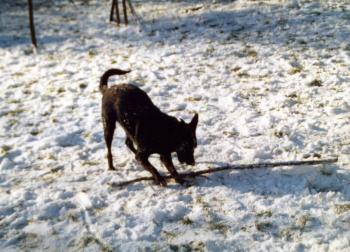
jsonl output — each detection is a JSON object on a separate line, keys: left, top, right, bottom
{"left": 136, "top": 151, "right": 167, "bottom": 186}
{"left": 125, "top": 137, "right": 137, "bottom": 154}
{"left": 103, "top": 115, "right": 117, "bottom": 170}
{"left": 160, "top": 154, "right": 185, "bottom": 185}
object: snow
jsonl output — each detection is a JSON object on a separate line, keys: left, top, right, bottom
{"left": 1, "top": 0, "right": 350, "bottom": 250}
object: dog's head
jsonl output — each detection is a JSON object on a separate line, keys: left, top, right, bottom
{"left": 176, "top": 113, "right": 198, "bottom": 166}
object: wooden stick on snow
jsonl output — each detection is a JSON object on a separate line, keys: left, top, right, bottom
{"left": 109, "top": 157, "right": 338, "bottom": 188}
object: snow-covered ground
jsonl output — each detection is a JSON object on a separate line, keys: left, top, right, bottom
{"left": 1, "top": 0, "right": 350, "bottom": 250}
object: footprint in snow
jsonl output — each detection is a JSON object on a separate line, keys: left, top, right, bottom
{"left": 115, "top": 157, "right": 129, "bottom": 167}
{"left": 169, "top": 103, "right": 187, "bottom": 112}
{"left": 0, "top": 158, "right": 15, "bottom": 170}
{"left": 55, "top": 131, "right": 84, "bottom": 147}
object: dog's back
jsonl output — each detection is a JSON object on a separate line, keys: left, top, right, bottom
{"left": 102, "top": 84, "right": 163, "bottom": 138}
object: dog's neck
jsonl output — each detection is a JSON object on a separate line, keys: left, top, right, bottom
{"left": 167, "top": 116, "right": 189, "bottom": 148}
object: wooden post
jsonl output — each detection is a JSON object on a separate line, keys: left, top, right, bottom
{"left": 110, "top": 0, "right": 132, "bottom": 26}
{"left": 122, "top": 0, "right": 128, "bottom": 25}
{"left": 126, "top": 0, "right": 140, "bottom": 22}
{"left": 27, "top": 0, "right": 37, "bottom": 48}
{"left": 115, "top": 0, "right": 121, "bottom": 25}
{"left": 110, "top": 0, "right": 116, "bottom": 22}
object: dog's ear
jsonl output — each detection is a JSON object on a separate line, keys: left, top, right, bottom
{"left": 189, "top": 113, "right": 198, "bottom": 132}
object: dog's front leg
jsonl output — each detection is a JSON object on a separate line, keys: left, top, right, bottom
{"left": 160, "top": 154, "right": 185, "bottom": 185}
{"left": 136, "top": 151, "right": 167, "bottom": 186}
{"left": 125, "top": 137, "right": 137, "bottom": 154}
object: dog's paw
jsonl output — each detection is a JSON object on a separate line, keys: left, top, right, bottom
{"left": 154, "top": 176, "right": 167, "bottom": 187}
{"left": 108, "top": 166, "right": 116, "bottom": 171}
{"left": 179, "top": 178, "right": 194, "bottom": 187}
{"left": 174, "top": 176, "right": 186, "bottom": 185}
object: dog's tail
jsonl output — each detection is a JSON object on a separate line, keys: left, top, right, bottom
{"left": 99, "top": 68, "right": 131, "bottom": 93}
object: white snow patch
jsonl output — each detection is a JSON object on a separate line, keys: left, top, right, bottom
{"left": 0, "top": 0, "right": 350, "bottom": 250}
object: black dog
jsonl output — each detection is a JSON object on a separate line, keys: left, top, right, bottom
{"left": 100, "top": 69, "right": 199, "bottom": 186}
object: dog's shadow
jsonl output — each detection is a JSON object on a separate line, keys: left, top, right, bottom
{"left": 110, "top": 157, "right": 350, "bottom": 200}
{"left": 120, "top": 161, "right": 348, "bottom": 199}
{"left": 185, "top": 162, "right": 350, "bottom": 198}
{"left": 196, "top": 161, "right": 231, "bottom": 167}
